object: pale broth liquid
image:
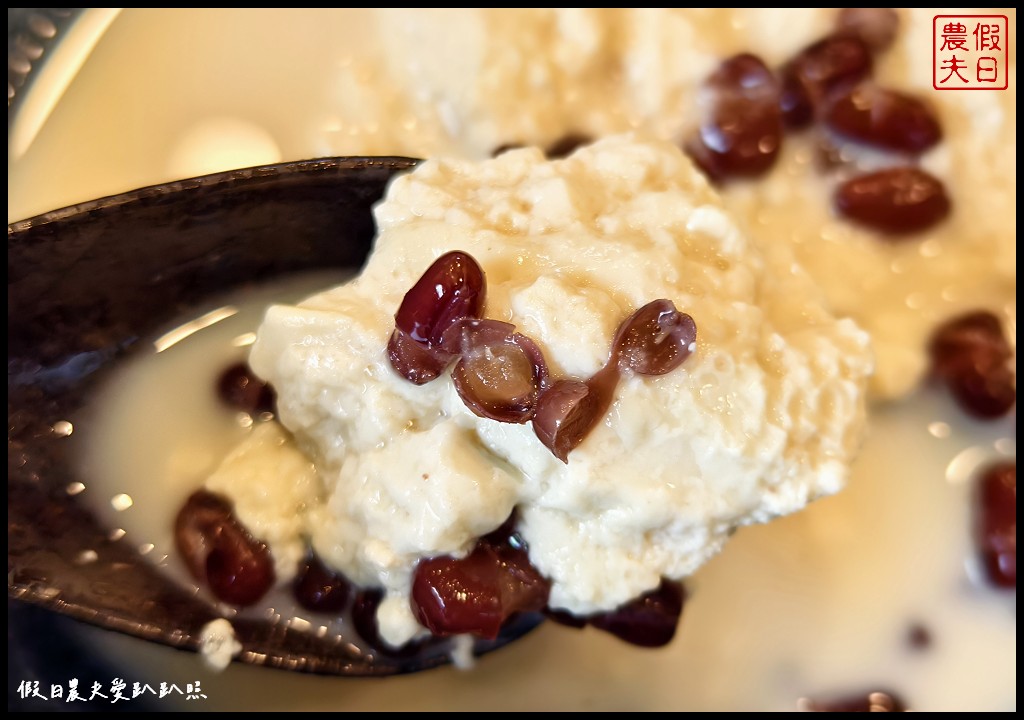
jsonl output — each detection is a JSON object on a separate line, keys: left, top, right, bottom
{"left": 73, "top": 273, "right": 1015, "bottom": 712}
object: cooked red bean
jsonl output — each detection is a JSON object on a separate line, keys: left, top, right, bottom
{"left": 175, "top": 490, "right": 275, "bottom": 607}
{"left": 836, "top": 8, "right": 900, "bottom": 53}
{"left": 388, "top": 251, "right": 486, "bottom": 385}
{"left": 928, "top": 311, "right": 1015, "bottom": 419}
{"left": 929, "top": 311, "right": 1008, "bottom": 371}
{"left": 946, "top": 358, "right": 1016, "bottom": 420}
{"left": 824, "top": 84, "right": 941, "bottom": 153}
{"left": 975, "top": 461, "right": 1016, "bottom": 588}
{"left": 293, "top": 551, "right": 353, "bottom": 613}
{"left": 685, "top": 53, "right": 783, "bottom": 181}
{"left": 350, "top": 588, "right": 385, "bottom": 648}
{"left": 217, "top": 362, "right": 276, "bottom": 416}
{"left": 780, "top": 35, "right": 873, "bottom": 128}
{"left": 175, "top": 490, "right": 232, "bottom": 580}
{"left": 834, "top": 167, "right": 950, "bottom": 235}
{"left": 534, "top": 300, "right": 697, "bottom": 462}
{"left": 612, "top": 299, "right": 697, "bottom": 376}
{"left": 411, "top": 526, "right": 550, "bottom": 639}
{"left": 443, "top": 319, "right": 549, "bottom": 424}
{"left": 532, "top": 369, "right": 617, "bottom": 464}
{"left": 387, "top": 253, "right": 700, "bottom": 463}
{"left": 587, "top": 578, "right": 686, "bottom": 648}
{"left": 387, "top": 328, "right": 454, "bottom": 386}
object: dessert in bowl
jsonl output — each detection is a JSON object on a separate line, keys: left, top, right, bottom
{"left": 176, "top": 136, "right": 871, "bottom": 652}
{"left": 8, "top": 7, "right": 1015, "bottom": 711}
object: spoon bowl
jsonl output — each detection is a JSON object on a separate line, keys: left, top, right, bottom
{"left": 7, "top": 156, "right": 544, "bottom": 676}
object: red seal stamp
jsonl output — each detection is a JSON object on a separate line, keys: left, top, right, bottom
{"left": 933, "top": 15, "right": 1009, "bottom": 90}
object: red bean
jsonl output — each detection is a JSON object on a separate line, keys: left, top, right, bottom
{"left": 350, "top": 588, "right": 385, "bottom": 647}
{"left": 612, "top": 299, "right": 696, "bottom": 376}
{"left": 975, "top": 461, "right": 1016, "bottom": 588}
{"left": 824, "top": 84, "right": 941, "bottom": 154}
{"left": 174, "top": 490, "right": 275, "bottom": 607}
{"left": 293, "top": 551, "right": 352, "bottom": 613}
{"left": 685, "top": 53, "right": 784, "bottom": 181}
{"left": 443, "top": 319, "right": 549, "bottom": 424}
{"left": 834, "top": 167, "right": 950, "bottom": 235}
{"left": 387, "top": 328, "right": 456, "bottom": 386}
{"left": 217, "top": 362, "right": 276, "bottom": 416}
{"left": 411, "top": 526, "right": 550, "bottom": 639}
{"left": 928, "top": 311, "right": 1015, "bottom": 419}
{"left": 533, "top": 299, "right": 697, "bottom": 463}
{"left": 780, "top": 35, "right": 873, "bottom": 128}
{"left": 587, "top": 578, "right": 686, "bottom": 648}
{"left": 388, "top": 251, "right": 486, "bottom": 385}
{"left": 387, "top": 252, "right": 699, "bottom": 464}
{"left": 532, "top": 369, "right": 617, "bottom": 464}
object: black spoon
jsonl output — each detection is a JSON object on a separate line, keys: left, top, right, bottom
{"left": 7, "top": 156, "right": 544, "bottom": 677}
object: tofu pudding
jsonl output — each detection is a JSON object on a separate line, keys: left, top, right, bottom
{"left": 172, "top": 136, "right": 872, "bottom": 647}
